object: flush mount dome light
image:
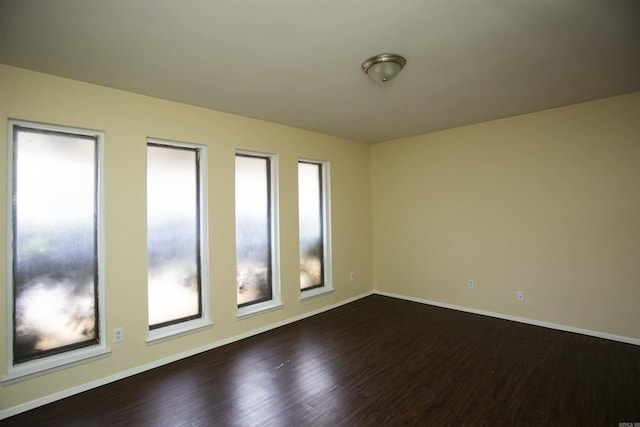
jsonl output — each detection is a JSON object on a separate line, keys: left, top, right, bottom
{"left": 362, "top": 53, "right": 406, "bottom": 83}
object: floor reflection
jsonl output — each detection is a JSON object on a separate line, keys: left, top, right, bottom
{"left": 228, "top": 334, "right": 342, "bottom": 425}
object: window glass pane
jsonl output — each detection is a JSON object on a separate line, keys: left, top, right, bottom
{"left": 299, "top": 162, "right": 324, "bottom": 290}
{"left": 235, "top": 154, "right": 272, "bottom": 307}
{"left": 147, "top": 144, "right": 201, "bottom": 328}
{"left": 13, "top": 127, "right": 98, "bottom": 363}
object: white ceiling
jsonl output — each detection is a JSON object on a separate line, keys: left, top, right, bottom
{"left": 1, "top": 0, "right": 639, "bottom": 143}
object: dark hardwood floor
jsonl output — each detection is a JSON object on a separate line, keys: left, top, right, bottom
{"left": 3, "top": 295, "right": 640, "bottom": 426}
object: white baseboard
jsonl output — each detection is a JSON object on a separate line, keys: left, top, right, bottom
{"left": 0, "top": 290, "right": 374, "bottom": 420}
{"left": 374, "top": 290, "right": 640, "bottom": 346}
{"left": 5, "top": 288, "right": 635, "bottom": 420}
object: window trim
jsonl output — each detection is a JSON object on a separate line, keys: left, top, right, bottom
{"left": 299, "top": 158, "right": 333, "bottom": 300}
{"left": 145, "top": 137, "right": 212, "bottom": 343}
{"left": 3, "top": 119, "right": 108, "bottom": 385}
{"left": 235, "top": 150, "right": 281, "bottom": 318}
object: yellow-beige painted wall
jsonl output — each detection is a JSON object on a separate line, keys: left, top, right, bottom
{"left": 2, "top": 63, "right": 639, "bottom": 415}
{"left": 0, "top": 65, "right": 373, "bottom": 411}
{"left": 371, "top": 91, "right": 640, "bottom": 340}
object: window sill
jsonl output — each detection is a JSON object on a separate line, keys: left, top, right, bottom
{"left": 2, "top": 346, "right": 111, "bottom": 386}
{"left": 237, "top": 301, "right": 283, "bottom": 319}
{"left": 146, "top": 319, "right": 214, "bottom": 345}
{"left": 300, "top": 286, "right": 334, "bottom": 300}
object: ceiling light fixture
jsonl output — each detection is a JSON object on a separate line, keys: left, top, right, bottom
{"left": 362, "top": 53, "right": 406, "bottom": 83}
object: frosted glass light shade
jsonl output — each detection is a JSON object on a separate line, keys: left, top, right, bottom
{"left": 367, "top": 61, "right": 402, "bottom": 83}
{"left": 362, "top": 53, "right": 406, "bottom": 83}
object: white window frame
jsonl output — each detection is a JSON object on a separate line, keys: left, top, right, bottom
{"left": 3, "top": 119, "right": 109, "bottom": 385}
{"left": 146, "top": 138, "right": 212, "bottom": 344}
{"left": 299, "top": 158, "right": 333, "bottom": 300}
{"left": 235, "top": 150, "right": 282, "bottom": 318}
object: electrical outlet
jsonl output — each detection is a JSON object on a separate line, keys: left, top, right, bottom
{"left": 350, "top": 272, "right": 355, "bottom": 281}
{"left": 467, "top": 279, "right": 474, "bottom": 289}
{"left": 113, "top": 327, "right": 123, "bottom": 343}
{"left": 516, "top": 291, "right": 525, "bottom": 302}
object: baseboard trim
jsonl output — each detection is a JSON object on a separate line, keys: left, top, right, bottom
{"left": 374, "top": 290, "right": 640, "bottom": 346}
{"left": 0, "top": 290, "right": 374, "bottom": 420}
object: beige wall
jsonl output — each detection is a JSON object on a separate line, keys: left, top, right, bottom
{"left": 2, "top": 63, "right": 639, "bottom": 414}
{"left": 0, "top": 65, "right": 373, "bottom": 410}
{"left": 372, "top": 91, "right": 640, "bottom": 340}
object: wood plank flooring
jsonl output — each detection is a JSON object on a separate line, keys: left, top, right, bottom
{"left": 2, "top": 295, "right": 640, "bottom": 426}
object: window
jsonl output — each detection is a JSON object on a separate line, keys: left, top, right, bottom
{"left": 5, "top": 120, "right": 107, "bottom": 382}
{"left": 298, "top": 160, "right": 332, "bottom": 297}
{"left": 235, "top": 152, "right": 280, "bottom": 315}
{"left": 146, "top": 139, "right": 210, "bottom": 340}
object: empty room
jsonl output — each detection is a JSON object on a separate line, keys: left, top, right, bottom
{"left": 1, "top": 1, "right": 639, "bottom": 425}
